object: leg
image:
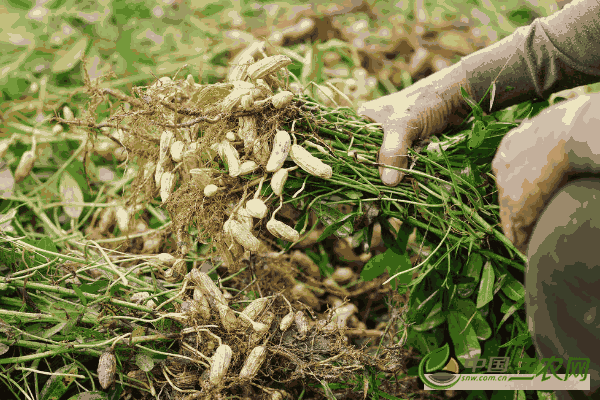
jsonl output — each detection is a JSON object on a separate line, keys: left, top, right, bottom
{"left": 526, "top": 177, "right": 600, "bottom": 400}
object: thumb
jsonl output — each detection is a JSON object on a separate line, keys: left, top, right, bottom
{"left": 357, "top": 99, "right": 394, "bottom": 125}
{"left": 378, "top": 124, "right": 411, "bottom": 187}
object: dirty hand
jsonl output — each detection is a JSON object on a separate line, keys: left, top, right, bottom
{"left": 491, "top": 94, "right": 600, "bottom": 255}
{"left": 357, "top": 61, "right": 474, "bottom": 186}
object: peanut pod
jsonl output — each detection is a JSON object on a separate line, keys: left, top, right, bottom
{"left": 247, "top": 55, "right": 292, "bottom": 80}
{"left": 239, "top": 160, "right": 259, "bottom": 175}
{"left": 239, "top": 346, "right": 267, "bottom": 380}
{"left": 266, "top": 130, "right": 291, "bottom": 173}
{"left": 270, "top": 168, "right": 288, "bottom": 196}
{"left": 267, "top": 218, "right": 300, "bottom": 242}
{"left": 271, "top": 91, "right": 294, "bottom": 109}
{"left": 289, "top": 144, "right": 332, "bottom": 179}
{"left": 226, "top": 219, "right": 262, "bottom": 252}
{"left": 209, "top": 344, "right": 232, "bottom": 386}
{"left": 97, "top": 350, "right": 117, "bottom": 390}
{"left": 159, "top": 130, "right": 175, "bottom": 162}
{"left": 245, "top": 198, "right": 267, "bottom": 219}
{"left": 14, "top": 150, "right": 36, "bottom": 183}
{"left": 160, "top": 171, "right": 176, "bottom": 203}
{"left": 189, "top": 268, "right": 228, "bottom": 306}
{"left": 238, "top": 116, "right": 258, "bottom": 154}
{"left": 220, "top": 140, "right": 241, "bottom": 177}
{"left": 204, "top": 184, "right": 219, "bottom": 197}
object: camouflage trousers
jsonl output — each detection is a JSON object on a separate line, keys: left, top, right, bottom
{"left": 527, "top": 178, "right": 600, "bottom": 400}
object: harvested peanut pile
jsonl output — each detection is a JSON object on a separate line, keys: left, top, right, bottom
{"left": 101, "top": 254, "right": 430, "bottom": 400}
{"left": 76, "top": 49, "right": 337, "bottom": 272}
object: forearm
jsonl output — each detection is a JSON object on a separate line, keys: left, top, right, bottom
{"left": 460, "top": 0, "right": 600, "bottom": 112}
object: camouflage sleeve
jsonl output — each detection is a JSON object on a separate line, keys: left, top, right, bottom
{"left": 461, "top": 0, "right": 600, "bottom": 112}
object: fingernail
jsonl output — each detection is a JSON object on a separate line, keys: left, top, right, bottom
{"left": 380, "top": 167, "right": 402, "bottom": 186}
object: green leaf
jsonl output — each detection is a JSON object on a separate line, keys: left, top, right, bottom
{"left": 72, "top": 326, "right": 107, "bottom": 341}
{"left": 361, "top": 248, "right": 403, "bottom": 281}
{"left": 537, "top": 390, "right": 558, "bottom": 400}
{"left": 453, "top": 275, "right": 476, "bottom": 285}
{"left": 530, "top": 100, "right": 550, "bottom": 118}
{"left": 66, "top": 392, "right": 108, "bottom": 400}
{"left": 52, "top": 37, "right": 89, "bottom": 74}
{"left": 461, "top": 86, "right": 483, "bottom": 119}
{"left": 407, "top": 327, "right": 444, "bottom": 355}
{"left": 61, "top": 319, "right": 77, "bottom": 335}
{"left": 413, "top": 303, "right": 446, "bottom": 332}
{"left": 458, "top": 254, "right": 484, "bottom": 298}
{"left": 0, "top": 242, "right": 18, "bottom": 267}
{"left": 40, "top": 363, "right": 79, "bottom": 400}
{"left": 319, "top": 379, "right": 337, "bottom": 400}
{"left": 110, "top": 283, "right": 126, "bottom": 297}
{"left": 500, "top": 273, "right": 525, "bottom": 302}
{"left": 443, "top": 281, "right": 457, "bottom": 312}
{"left": 447, "top": 311, "right": 481, "bottom": 368}
{"left": 464, "top": 391, "right": 489, "bottom": 400}
{"left": 450, "top": 297, "right": 476, "bottom": 316}
{"left": 498, "top": 332, "right": 532, "bottom": 349}
{"left": 386, "top": 250, "right": 413, "bottom": 290}
{"left": 34, "top": 237, "right": 58, "bottom": 269}
{"left": 552, "top": 96, "right": 568, "bottom": 105}
{"left": 394, "top": 222, "right": 412, "bottom": 252}
{"left": 71, "top": 285, "right": 87, "bottom": 306}
{"left": 314, "top": 200, "right": 356, "bottom": 239}
{"left": 20, "top": 238, "right": 53, "bottom": 268}
{"left": 37, "top": 237, "right": 58, "bottom": 258}
{"left": 377, "top": 217, "right": 400, "bottom": 251}
{"left": 468, "top": 120, "right": 486, "bottom": 150}
{"left": 514, "top": 101, "right": 533, "bottom": 119}
{"left": 135, "top": 352, "right": 154, "bottom": 372}
{"left": 425, "top": 343, "right": 450, "bottom": 373}
{"left": 374, "top": 390, "right": 407, "bottom": 400}
{"left": 450, "top": 298, "right": 491, "bottom": 340}
{"left": 131, "top": 326, "right": 145, "bottom": 342}
{"left": 79, "top": 280, "right": 109, "bottom": 294}
{"left": 343, "top": 191, "right": 362, "bottom": 200}
{"left": 476, "top": 261, "right": 494, "bottom": 309}
{"left": 472, "top": 312, "right": 492, "bottom": 341}
{"left": 200, "top": 3, "right": 225, "bottom": 17}
{"left": 497, "top": 299, "right": 525, "bottom": 332}
{"left": 493, "top": 107, "right": 516, "bottom": 122}
{"left": 481, "top": 336, "right": 500, "bottom": 360}
{"left": 412, "top": 312, "right": 446, "bottom": 332}
{"left": 493, "top": 273, "right": 507, "bottom": 295}
{"left": 107, "top": 383, "right": 123, "bottom": 400}
{"left": 490, "top": 392, "right": 517, "bottom": 400}
{"left": 309, "top": 247, "right": 334, "bottom": 276}
{"left": 409, "top": 289, "right": 440, "bottom": 325}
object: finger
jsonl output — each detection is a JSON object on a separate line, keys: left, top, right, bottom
{"left": 496, "top": 165, "right": 533, "bottom": 254}
{"left": 357, "top": 100, "right": 394, "bottom": 125}
{"left": 378, "top": 124, "right": 412, "bottom": 187}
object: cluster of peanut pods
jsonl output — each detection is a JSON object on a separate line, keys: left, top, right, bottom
{"left": 98, "top": 264, "right": 361, "bottom": 398}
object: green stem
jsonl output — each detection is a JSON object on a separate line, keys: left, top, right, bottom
{"left": 7, "top": 280, "right": 154, "bottom": 313}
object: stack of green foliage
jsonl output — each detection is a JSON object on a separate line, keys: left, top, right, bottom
{"left": 279, "top": 89, "right": 557, "bottom": 398}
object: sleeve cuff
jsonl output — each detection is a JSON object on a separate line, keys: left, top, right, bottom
{"left": 461, "top": 0, "right": 600, "bottom": 112}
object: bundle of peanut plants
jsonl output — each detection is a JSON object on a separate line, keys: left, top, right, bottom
{"left": 0, "top": 43, "right": 559, "bottom": 400}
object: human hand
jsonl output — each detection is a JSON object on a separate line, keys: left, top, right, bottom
{"left": 491, "top": 95, "right": 600, "bottom": 254}
{"left": 357, "top": 61, "right": 474, "bottom": 186}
